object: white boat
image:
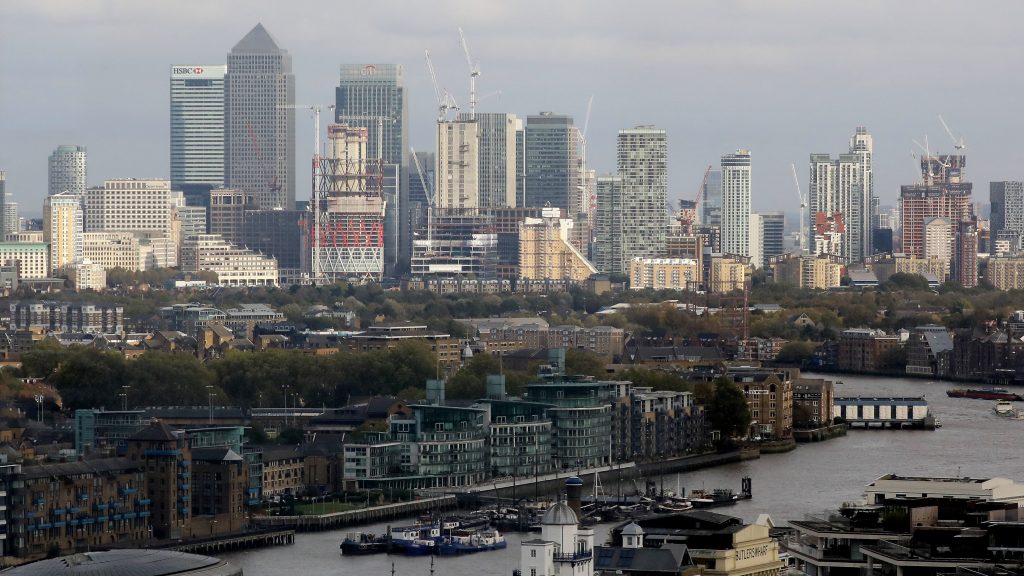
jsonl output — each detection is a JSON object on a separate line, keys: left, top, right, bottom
{"left": 994, "top": 400, "right": 1019, "bottom": 417}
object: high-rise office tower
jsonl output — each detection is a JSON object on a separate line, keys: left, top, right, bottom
{"left": 990, "top": 181, "right": 1024, "bottom": 250}
{"left": 0, "top": 172, "right": 6, "bottom": 239}
{"left": 436, "top": 120, "right": 480, "bottom": 210}
{"left": 593, "top": 176, "right": 623, "bottom": 274}
{"left": 720, "top": 150, "right": 752, "bottom": 258}
{"left": 515, "top": 121, "right": 526, "bottom": 208}
{"left": 43, "top": 192, "right": 83, "bottom": 274}
{"left": 170, "top": 64, "right": 227, "bottom": 206}
{"left": 756, "top": 212, "right": 785, "bottom": 268}
{"left": 224, "top": 24, "right": 295, "bottom": 210}
{"left": 808, "top": 153, "right": 862, "bottom": 263}
{"left": 461, "top": 112, "right": 517, "bottom": 208}
{"left": 524, "top": 113, "right": 579, "bottom": 211}
{"left": 4, "top": 195, "right": 18, "bottom": 238}
{"left": 849, "top": 127, "right": 874, "bottom": 256}
{"left": 614, "top": 126, "right": 668, "bottom": 269}
{"left": 702, "top": 169, "right": 722, "bottom": 228}
{"left": 48, "top": 145, "right": 87, "bottom": 196}
{"left": 208, "top": 188, "right": 252, "bottom": 246}
{"left": 335, "top": 64, "right": 408, "bottom": 269}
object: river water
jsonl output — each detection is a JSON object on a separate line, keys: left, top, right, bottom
{"left": 222, "top": 373, "right": 1024, "bottom": 576}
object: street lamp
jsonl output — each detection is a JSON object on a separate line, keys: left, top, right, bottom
{"left": 206, "top": 385, "right": 215, "bottom": 424}
{"left": 33, "top": 394, "right": 43, "bottom": 422}
{"left": 121, "top": 385, "right": 130, "bottom": 411}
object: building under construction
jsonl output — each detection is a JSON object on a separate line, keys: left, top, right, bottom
{"left": 410, "top": 208, "right": 497, "bottom": 277}
{"left": 309, "top": 124, "right": 386, "bottom": 281}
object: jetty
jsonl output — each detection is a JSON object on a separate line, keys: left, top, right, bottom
{"left": 250, "top": 494, "right": 457, "bottom": 532}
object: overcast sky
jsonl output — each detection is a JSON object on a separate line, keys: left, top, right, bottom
{"left": 2, "top": 1, "right": 1023, "bottom": 217}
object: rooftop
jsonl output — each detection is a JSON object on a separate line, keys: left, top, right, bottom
{"left": 2, "top": 549, "right": 240, "bottom": 576}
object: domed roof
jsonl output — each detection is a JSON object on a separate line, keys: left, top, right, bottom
{"left": 621, "top": 521, "right": 644, "bottom": 536}
{"left": 542, "top": 501, "right": 579, "bottom": 526}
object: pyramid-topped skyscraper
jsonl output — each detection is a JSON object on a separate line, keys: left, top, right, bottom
{"left": 224, "top": 23, "right": 295, "bottom": 210}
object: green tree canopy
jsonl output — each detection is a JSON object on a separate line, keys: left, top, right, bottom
{"left": 709, "top": 377, "right": 751, "bottom": 439}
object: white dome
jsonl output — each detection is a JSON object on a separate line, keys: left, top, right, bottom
{"left": 621, "top": 522, "right": 644, "bottom": 536}
{"left": 541, "top": 502, "right": 578, "bottom": 526}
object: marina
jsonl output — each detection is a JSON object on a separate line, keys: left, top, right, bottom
{"left": 221, "top": 373, "right": 1024, "bottom": 575}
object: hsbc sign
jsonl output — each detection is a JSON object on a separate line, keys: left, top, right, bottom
{"left": 171, "top": 65, "right": 225, "bottom": 79}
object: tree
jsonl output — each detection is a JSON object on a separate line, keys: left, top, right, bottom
{"left": 446, "top": 354, "right": 501, "bottom": 399}
{"left": 49, "top": 348, "right": 128, "bottom": 410}
{"left": 774, "top": 341, "right": 816, "bottom": 366}
{"left": 615, "top": 368, "right": 691, "bottom": 392}
{"left": 564, "top": 349, "right": 606, "bottom": 378}
{"left": 20, "top": 339, "right": 68, "bottom": 378}
{"left": 709, "top": 378, "right": 751, "bottom": 439}
{"left": 125, "top": 352, "right": 216, "bottom": 406}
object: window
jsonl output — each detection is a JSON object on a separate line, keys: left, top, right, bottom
{"left": 531, "top": 550, "right": 536, "bottom": 558}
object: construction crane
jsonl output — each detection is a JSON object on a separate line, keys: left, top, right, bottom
{"left": 278, "top": 103, "right": 333, "bottom": 283}
{"left": 424, "top": 50, "right": 459, "bottom": 122}
{"left": 576, "top": 96, "right": 594, "bottom": 220}
{"left": 692, "top": 164, "right": 713, "bottom": 226}
{"left": 938, "top": 114, "right": 966, "bottom": 151}
{"left": 410, "top": 146, "right": 437, "bottom": 255}
{"left": 277, "top": 103, "right": 333, "bottom": 159}
{"left": 458, "top": 28, "right": 481, "bottom": 120}
{"left": 791, "top": 163, "right": 808, "bottom": 254}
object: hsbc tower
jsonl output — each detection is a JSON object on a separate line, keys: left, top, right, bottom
{"left": 170, "top": 64, "right": 227, "bottom": 207}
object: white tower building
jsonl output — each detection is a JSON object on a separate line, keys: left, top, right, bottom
{"left": 521, "top": 500, "right": 594, "bottom": 576}
{"left": 720, "top": 150, "right": 752, "bottom": 258}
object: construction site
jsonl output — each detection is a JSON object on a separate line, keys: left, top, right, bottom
{"left": 309, "top": 123, "right": 387, "bottom": 282}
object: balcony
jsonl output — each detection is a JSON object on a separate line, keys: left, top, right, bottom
{"left": 119, "top": 487, "right": 137, "bottom": 496}
{"left": 785, "top": 540, "right": 861, "bottom": 564}
{"left": 178, "top": 472, "right": 190, "bottom": 479}
{"left": 554, "top": 550, "right": 593, "bottom": 562}
{"left": 136, "top": 499, "right": 151, "bottom": 507}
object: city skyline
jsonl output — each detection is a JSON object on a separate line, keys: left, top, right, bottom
{"left": 3, "top": 2, "right": 1023, "bottom": 215}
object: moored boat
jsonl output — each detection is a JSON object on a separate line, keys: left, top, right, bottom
{"left": 948, "top": 388, "right": 1024, "bottom": 401}
{"left": 437, "top": 528, "right": 507, "bottom": 555}
{"left": 339, "top": 532, "right": 389, "bottom": 555}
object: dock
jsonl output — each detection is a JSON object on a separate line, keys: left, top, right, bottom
{"left": 250, "top": 495, "right": 457, "bottom": 532}
{"left": 834, "top": 396, "right": 936, "bottom": 429}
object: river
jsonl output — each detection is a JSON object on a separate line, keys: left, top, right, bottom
{"left": 222, "top": 373, "right": 1024, "bottom": 575}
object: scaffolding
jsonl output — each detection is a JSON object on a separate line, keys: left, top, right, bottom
{"left": 310, "top": 124, "right": 387, "bottom": 282}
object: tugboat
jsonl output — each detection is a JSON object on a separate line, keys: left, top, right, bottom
{"left": 388, "top": 522, "right": 446, "bottom": 555}
{"left": 340, "top": 532, "right": 389, "bottom": 555}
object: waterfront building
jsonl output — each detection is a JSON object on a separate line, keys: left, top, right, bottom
{"left": 525, "top": 377, "right": 617, "bottom": 469}
{"left": 208, "top": 188, "right": 252, "bottom": 247}
{"left": 864, "top": 473, "right": 1024, "bottom": 504}
{"left": 340, "top": 431, "right": 402, "bottom": 491}
{"left": 905, "top": 324, "right": 953, "bottom": 377}
{"left": 525, "top": 113, "right": 579, "bottom": 211}
{"left": 771, "top": 254, "right": 844, "bottom": 290}
{"left": 727, "top": 366, "right": 795, "bottom": 439}
{"left": 629, "top": 257, "right": 701, "bottom": 291}
{"left": 792, "top": 377, "right": 834, "bottom": 428}
{"left": 9, "top": 458, "right": 150, "bottom": 559}
{"left": 170, "top": 64, "right": 227, "bottom": 205}
{"left": 617, "top": 511, "right": 784, "bottom": 576}
{"left": 180, "top": 234, "right": 278, "bottom": 287}
{"left": 42, "top": 191, "right": 83, "bottom": 273}
{"left": 837, "top": 328, "right": 903, "bottom": 372}
{"left": 475, "top": 399, "right": 554, "bottom": 478}
{"left": 391, "top": 404, "right": 488, "bottom": 488}
{"left": 720, "top": 150, "right": 751, "bottom": 258}
{"left": 0, "top": 243, "right": 49, "bottom": 279}
{"left": 259, "top": 445, "right": 306, "bottom": 497}
{"left": 518, "top": 207, "right": 597, "bottom": 282}
{"left": 629, "top": 388, "right": 706, "bottom": 460}
{"left": 48, "top": 145, "right": 87, "bottom": 196}
{"left": 74, "top": 409, "right": 148, "bottom": 455}
{"left": 225, "top": 24, "right": 295, "bottom": 210}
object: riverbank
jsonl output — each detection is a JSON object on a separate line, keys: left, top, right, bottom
{"left": 793, "top": 424, "right": 847, "bottom": 442}
{"left": 251, "top": 495, "right": 457, "bottom": 532}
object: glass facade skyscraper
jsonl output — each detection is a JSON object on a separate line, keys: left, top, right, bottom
{"left": 48, "top": 145, "right": 87, "bottom": 196}
{"left": 170, "top": 64, "right": 226, "bottom": 207}
{"left": 524, "top": 113, "right": 578, "bottom": 211}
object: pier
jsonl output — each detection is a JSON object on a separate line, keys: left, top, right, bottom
{"left": 250, "top": 495, "right": 457, "bottom": 532}
{"left": 833, "top": 396, "right": 936, "bottom": 429}
{"left": 165, "top": 529, "right": 295, "bottom": 554}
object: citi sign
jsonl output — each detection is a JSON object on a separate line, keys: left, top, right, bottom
{"left": 173, "top": 67, "right": 205, "bottom": 75}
